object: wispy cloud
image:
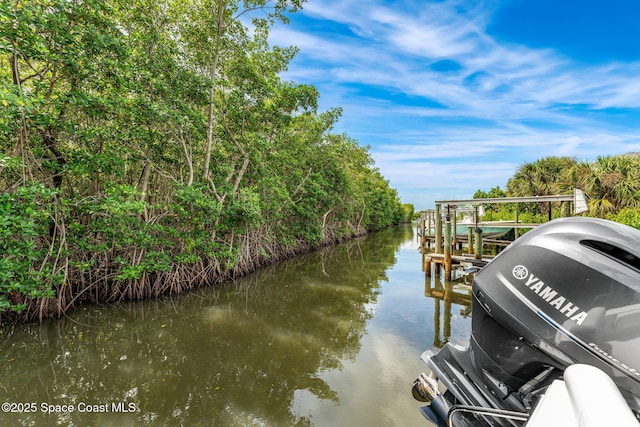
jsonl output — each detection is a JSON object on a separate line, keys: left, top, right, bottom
{"left": 271, "top": 0, "right": 640, "bottom": 208}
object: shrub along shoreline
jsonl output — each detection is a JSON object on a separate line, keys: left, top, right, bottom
{"left": 1, "top": 1, "right": 412, "bottom": 324}
{"left": 1, "top": 182, "right": 410, "bottom": 325}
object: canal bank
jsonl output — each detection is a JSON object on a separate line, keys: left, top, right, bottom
{"left": 0, "top": 225, "right": 465, "bottom": 426}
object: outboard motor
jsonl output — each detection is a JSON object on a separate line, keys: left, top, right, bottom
{"left": 413, "top": 217, "right": 640, "bottom": 426}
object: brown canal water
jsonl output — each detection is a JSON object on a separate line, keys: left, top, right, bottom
{"left": 0, "top": 225, "right": 472, "bottom": 426}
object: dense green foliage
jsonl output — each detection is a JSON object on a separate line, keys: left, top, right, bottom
{"left": 471, "top": 154, "right": 640, "bottom": 228}
{"left": 0, "top": 0, "right": 405, "bottom": 322}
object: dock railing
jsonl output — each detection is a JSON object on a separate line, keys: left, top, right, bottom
{"left": 419, "top": 191, "right": 588, "bottom": 281}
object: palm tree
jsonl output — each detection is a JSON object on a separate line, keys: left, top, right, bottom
{"left": 571, "top": 155, "right": 640, "bottom": 217}
{"left": 507, "top": 157, "right": 577, "bottom": 216}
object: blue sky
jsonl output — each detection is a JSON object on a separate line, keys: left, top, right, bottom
{"left": 270, "top": 0, "right": 640, "bottom": 210}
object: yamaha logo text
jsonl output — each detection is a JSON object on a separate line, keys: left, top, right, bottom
{"left": 512, "top": 265, "right": 588, "bottom": 325}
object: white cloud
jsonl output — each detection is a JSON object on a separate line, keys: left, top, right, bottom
{"left": 271, "top": 0, "right": 640, "bottom": 208}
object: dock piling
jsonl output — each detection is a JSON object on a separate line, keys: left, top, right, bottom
{"left": 474, "top": 228, "right": 483, "bottom": 260}
{"left": 435, "top": 205, "right": 442, "bottom": 254}
{"left": 452, "top": 207, "right": 457, "bottom": 249}
{"left": 444, "top": 210, "right": 452, "bottom": 282}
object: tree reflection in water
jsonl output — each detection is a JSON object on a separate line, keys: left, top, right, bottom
{"left": 0, "top": 227, "right": 413, "bottom": 426}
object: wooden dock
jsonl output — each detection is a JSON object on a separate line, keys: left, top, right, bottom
{"left": 422, "top": 235, "right": 512, "bottom": 247}
{"left": 425, "top": 253, "right": 491, "bottom": 267}
{"left": 418, "top": 192, "right": 587, "bottom": 281}
{"left": 423, "top": 252, "right": 491, "bottom": 276}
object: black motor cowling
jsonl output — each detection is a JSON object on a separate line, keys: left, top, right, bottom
{"left": 471, "top": 217, "right": 640, "bottom": 408}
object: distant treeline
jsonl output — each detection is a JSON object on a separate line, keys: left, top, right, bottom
{"left": 0, "top": 0, "right": 411, "bottom": 323}
{"left": 470, "top": 155, "right": 640, "bottom": 228}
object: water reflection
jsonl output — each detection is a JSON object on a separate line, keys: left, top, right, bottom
{"left": 425, "top": 275, "right": 473, "bottom": 349}
{"left": 0, "top": 227, "right": 416, "bottom": 426}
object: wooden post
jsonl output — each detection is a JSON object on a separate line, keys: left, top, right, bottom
{"left": 452, "top": 207, "right": 457, "bottom": 249}
{"left": 474, "top": 206, "right": 483, "bottom": 260}
{"left": 424, "top": 256, "right": 432, "bottom": 277}
{"left": 467, "top": 225, "right": 473, "bottom": 254}
{"left": 444, "top": 207, "right": 452, "bottom": 281}
{"left": 514, "top": 208, "right": 520, "bottom": 239}
{"left": 420, "top": 217, "right": 426, "bottom": 254}
{"left": 420, "top": 217, "right": 426, "bottom": 272}
{"left": 435, "top": 204, "right": 442, "bottom": 254}
{"left": 427, "top": 211, "right": 433, "bottom": 249}
{"left": 474, "top": 227, "right": 483, "bottom": 260}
